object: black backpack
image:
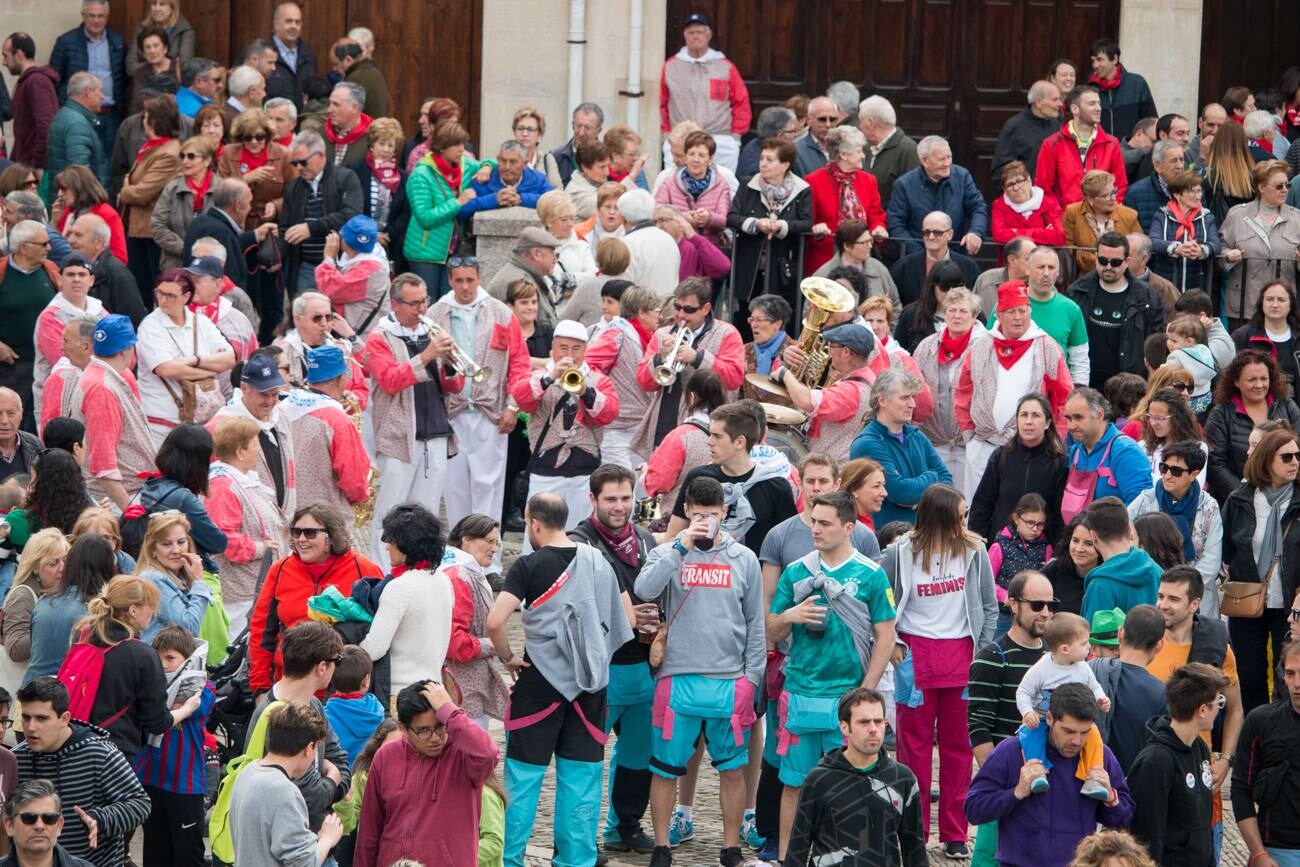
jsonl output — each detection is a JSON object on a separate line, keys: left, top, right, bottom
{"left": 120, "top": 481, "right": 187, "bottom": 560}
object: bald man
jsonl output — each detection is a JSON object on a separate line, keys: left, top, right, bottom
{"left": 793, "top": 96, "right": 840, "bottom": 177}
{"left": 0, "top": 388, "right": 39, "bottom": 483}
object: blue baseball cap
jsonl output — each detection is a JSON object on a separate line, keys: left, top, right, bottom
{"left": 305, "top": 345, "right": 348, "bottom": 384}
{"left": 92, "top": 314, "right": 136, "bottom": 357}
{"left": 340, "top": 215, "right": 378, "bottom": 254}
{"left": 242, "top": 354, "right": 287, "bottom": 392}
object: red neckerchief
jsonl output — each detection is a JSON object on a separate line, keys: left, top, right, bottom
{"left": 878, "top": 333, "right": 890, "bottom": 347}
{"left": 367, "top": 152, "right": 402, "bottom": 192}
{"left": 825, "top": 162, "right": 866, "bottom": 223}
{"left": 239, "top": 145, "right": 270, "bottom": 174}
{"left": 1251, "top": 137, "right": 1274, "bottom": 153}
{"left": 137, "top": 136, "right": 170, "bottom": 161}
{"left": 188, "top": 299, "right": 221, "bottom": 324}
{"left": 277, "top": 133, "right": 294, "bottom": 149}
{"left": 303, "top": 554, "right": 340, "bottom": 582}
{"left": 937, "top": 327, "right": 973, "bottom": 364}
{"left": 630, "top": 317, "right": 655, "bottom": 350}
{"left": 389, "top": 559, "right": 431, "bottom": 577}
{"left": 215, "top": 144, "right": 225, "bottom": 161}
{"left": 325, "top": 113, "right": 374, "bottom": 147}
{"left": 331, "top": 691, "right": 366, "bottom": 700}
{"left": 185, "top": 170, "right": 214, "bottom": 213}
{"left": 587, "top": 517, "right": 640, "bottom": 568}
{"left": 1168, "top": 199, "right": 1201, "bottom": 242}
{"left": 858, "top": 513, "right": 875, "bottom": 530}
{"left": 608, "top": 167, "right": 630, "bottom": 182}
{"left": 1088, "top": 65, "right": 1123, "bottom": 91}
{"left": 432, "top": 153, "right": 462, "bottom": 190}
{"left": 1287, "top": 104, "right": 1300, "bottom": 136}
{"left": 1229, "top": 114, "right": 1245, "bottom": 125}
{"left": 991, "top": 335, "right": 1034, "bottom": 370}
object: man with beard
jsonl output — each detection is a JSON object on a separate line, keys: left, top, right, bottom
{"left": 568, "top": 464, "right": 662, "bottom": 854}
{"left": 965, "top": 570, "right": 1051, "bottom": 866}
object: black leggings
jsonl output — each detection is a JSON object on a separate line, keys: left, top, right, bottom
{"left": 1229, "top": 608, "right": 1290, "bottom": 714}
{"left": 142, "top": 785, "right": 205, "bottom": 867}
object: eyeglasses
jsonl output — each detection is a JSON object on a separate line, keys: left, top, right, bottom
{"left": 920, "top": 229, "right": 949, "bottom": 238}
{"left": 1092, "top": 189, "right": 1118, "bottom": 199}
{"left": 1004, "top": 177, "right": 1029, "bottom": 189}
{"left": 1158, "top": 462, "right": 1190, "bottom": 477}
{"left": 395, "top": 297, "right": 430, "bottom": 307}
{"left": 1145, "top": 413, "right": 1170, "bottom": 423}
{"left": 22, "top": 239, "right": 52, "bottom": 249}
{"left": 180, "top": 152, "right": 205, "bottom": 160}
{"left": 409, "top": 723, "right": 446, "bottom": 741}
{"left": 1096, "top": 256, "right": 1126, "bottom": 268}
{"left": 0, "top": 717, "right": 12, "bottom": 730}
{"left": 1013, "top": 597, "right": 1061, "bottom": 613}
{"left": 17, "top": 812, "right": 61, "bottom": 827}
{"left": 447, "top": 256, "right": 478, "bottom": 268}
{"left": 289, "top": 526, "right": 327, "bottom": 539}
{"left": 238, "top": 133, "right": 268, "bottom": 143}
{"left": 747, "top": 315, "right": 776, "bottom": 325}
{"left": 154, "top": 288, "right": 183, "bottom": 301}
{"left": 1290, "top": 607, "right": 1300, "bottom": 620}
{"left": 289, "top": 158, "right": 311, "bottom": 167}
{"left": 673, "top": 303, "right": 703, "bottom": 314}
{"left": 1017, "top": 517, "right": 1047, "bottom": 529}
{"left": 1268, "top": 182, "right": 1290, "bottom": 191}
{"left": 514, "top": 125, "right": 539, "bottom": 134}
{"left": 1279, "top": 451, "right": 1300, "bottom": 464}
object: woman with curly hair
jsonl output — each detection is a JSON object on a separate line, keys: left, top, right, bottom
{"left": 24, "top": 448, "right": 93, "bottom": 535}
{"left": 1204, "top": 349, "right": 1300, "bottom": 500}
{"left": 24, "top": 532, "right": 118, "bottom": 683}
{"left": 1067, "top": 830, "right": 1155, "bottom": 867}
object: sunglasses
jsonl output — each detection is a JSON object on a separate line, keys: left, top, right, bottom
{"left": 326, "top": 654, "right": 345, "bottom": 666}
{"left": 1013, "top": 597, "right": 1061, "bottom": 613}
{"left": 238, "top": 133, "right": 268, "bottom": 143}
{"left": 1280, "top": 451, "right": 1300, "bottom": 464}
{"left": 18, "top": 812, "right": 61, "bottom": 826}
{"left": 180, "top": 152, "right": 205, "bottom": 160}
{"left": 1214, "top": 693, "right": 1227, "bottom": 710}
{"left": 447, "top": 256, "right": 478, "bottom": 268}
{"left": 920, "top": 229, "right": 949, "bottom": 238}
{"left": 21, "top": 179, "right": 38, "bottom": 190}
{"left": 1168, "top": 382, "right": 1191, "bottom": 392}
{"left": 1290, "top": 607, "right": 1300, "bottom": 620}
{"left": 1158, "top": 462, "right": 1190, "bottom": 477}
{"left": 289, "top": 526, "right": 327, "bottom": 539}
{"left": 812, "top": 115, "right": 838, "bottom": 123}
{"left": 289, "top": 158, "right": 311, "bottom": 167}
{"left": 673, "top": 303, "right": 703, "bottom": 314}
{"left": 1096, "top": 256, "right": 1126, "bottom": 268}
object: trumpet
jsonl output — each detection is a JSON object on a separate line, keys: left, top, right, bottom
{"left": 421, "top": 317, "right": 492, "bottom": 384}
{"left": 651, "top": 325, "right": 693, "bottom": 387}
{"left": 560, "top": 368, "right": 586, "bottom": 394}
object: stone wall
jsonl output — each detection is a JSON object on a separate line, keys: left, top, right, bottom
{"left": 1117, "top": 0, "right": 1204, "bottom": 120}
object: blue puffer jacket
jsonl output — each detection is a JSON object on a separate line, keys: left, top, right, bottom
{"left": 1065, "top": 424, "right": 1152, "bottom": 506}
{"left": 849, "top": 419, "right": 952, "bottom": 525}
{"left": 1148, "top": 204, "right": 1221, "bottom": 292}
{"left": 886, "top": 164, "right": 990, "bottom": 255}
{"left": 1123, "top": 172, "right": 1171, "bottom": 234}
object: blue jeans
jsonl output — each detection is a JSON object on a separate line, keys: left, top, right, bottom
{"left": 294, "top": 262, "right": 318, "bottom": 294}
{"left": 1267, "top": 848, "right": 1300, "bottom": 866}
{"left": 408, "top": 261, "right": 451, "bottom": 296}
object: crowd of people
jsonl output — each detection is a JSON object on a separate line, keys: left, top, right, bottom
{"left": 2, "top": 3, "right": 1300, "bottom": 867}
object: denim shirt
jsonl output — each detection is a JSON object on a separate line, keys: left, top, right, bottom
{"left": 85, "top": 28, "right": 114, "bottom": 107}
{"left": 23, "top": 588, "right": 89, "bottom": 685}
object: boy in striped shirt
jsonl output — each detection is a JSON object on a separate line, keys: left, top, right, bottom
{"left": 134, "top": 626, "right": 215, "bottom": 867}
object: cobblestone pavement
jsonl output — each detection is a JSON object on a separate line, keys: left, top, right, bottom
{"left": 493, "top": 530, "right": 1252, "bottom": 866}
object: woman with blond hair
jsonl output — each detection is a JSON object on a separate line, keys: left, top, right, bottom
{"left": 1067, "top": 831, "right": 1155, "bottom": 867}
{"left": 1062, "top": 169, "right": 1139, "bottom": 275}
{"left": 881, "top": 484, "right": 996, "bottom": 856}
{"left": 0, "top": 529, "right": 70, "bottom": 694}
{"left": 206, "top": 416, "right": 288, "bottom": 633}
{"left": 537, "top": 189, "right": 598, "bottom": 285}
{"left": 133, "top": 512, "right": 211, "bottom": 642}
{"left": 68, "top": 574, "right": 201, "bottom": 756}
{"left": 346, "top": 116, "right": 409, "bottom": 254}
{"left": 151, "top": 134, "right": 218, "bottom": 269}
{"left": 73, "top": 507, "right": 136, "bottom": 573}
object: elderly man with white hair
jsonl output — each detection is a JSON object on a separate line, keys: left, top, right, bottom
{"left": 1125, "top": 139, "right": 1185, "bottom": 232}
{"left": 658, "top": 12, "right": 751, "bottom": 172}
{"left": 263, "top": 96, "right": 298, "bottom": 149}
{"left": 1244, "top": 110, "right": 1279, "bottom": 162}
{"left": 66, "top": 212, "right": 147, "bottom": 325}
{"left": 858, "top": 95, "right": 920, "bottom": 209}
{"left": 887, "top": 135, "right": 988, "bottom": 256}
{"left": 274, "top": 290, "right": 369, "bottom": 402}
{"left": 324, "top": 81, "right": 372, "bottom": 167}
{"left": 3, "top": 191, "right": 72, "bottom": 265}
{"left": 280, "top": 130, "right": 363, "bottom": 292}
{"left": 617, "top": 189, "right": 681, "bottom": 297}
{"left": 0, "top": 220, "right": 60, "bottom": 427}
{"left": 225, "top": 65, "right": 266, "bottom": 126}
{"left": 991, "top": 80, "right": 1063, "bottom": 178}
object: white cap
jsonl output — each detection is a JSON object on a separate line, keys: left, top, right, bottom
{"left": 552, "top": 319, "right": 589, "bottom": 343}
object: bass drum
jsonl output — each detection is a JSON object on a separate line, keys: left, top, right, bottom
{"left": 764, "top": 428, "right": 808, "bottom": 466}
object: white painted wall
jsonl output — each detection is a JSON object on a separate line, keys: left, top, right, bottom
{"left": 1117, "top": 0, "right": 1203, "bottom": 120}
{"left": 0, "top": 3, "right": 83, "bottom": 147}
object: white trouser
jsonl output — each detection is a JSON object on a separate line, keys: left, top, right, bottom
{"left": 964, "top": 437, "right": 999, "bottom": 503}
{"left": 225, "top": 599, "right": 254, "bottom": 637}
{"left": 662, "top": 132, "right": 740, "bottom": 173}
{"left": 599, "top": 427, "right": 644, "bottom": 473}
{"left": 934, "top": 442, "right": 968, "bottom": 501}
{"left": 371, "top": 437, "right": 450, "bottom": 572}
{"left": 521, "top": 473, "right": 592, "bottom": 553}
{"left": 444, "top": 411, "right": 509, "bottom": 571}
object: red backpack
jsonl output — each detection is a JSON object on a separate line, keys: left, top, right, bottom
{"left": 57, "top": 641, "right": 131, "bottom": 728}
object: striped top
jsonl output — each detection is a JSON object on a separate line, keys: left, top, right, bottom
{"left": 134, "top": 683, "right": 216, "bottom": 795}
{"left": 967, "top": 633, "right": 1044, "bottom": 749}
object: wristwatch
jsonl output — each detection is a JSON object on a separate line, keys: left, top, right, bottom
{"left": 672, "top": 540, "right": 688, "bottom": 556}
{"left": 1213, "top": 751, "right": 1234, "bottom": 766}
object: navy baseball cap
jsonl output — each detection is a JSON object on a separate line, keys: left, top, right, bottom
{"left": 822, "top": 322, "right": 876, "bottom": 358}
{"left": 184, "top": 255, "right": 225, "bottom": 279}
{"left": 684, "top": 12, "right": 711, "bottom": 27}
{"left": 242, "top": 354, "right": 287, "bottom": 392}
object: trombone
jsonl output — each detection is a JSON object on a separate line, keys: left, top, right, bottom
{"left": 651, "top": 325, "right": 693, "bottom": 387}
{"left": 420, "top": 317, "right": 492, "bottom": 383}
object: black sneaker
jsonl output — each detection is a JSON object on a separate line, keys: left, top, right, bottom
{"left": 486, "top": 572, "right": 505, "bottom": 593}
{"left": 944, "top": 840, "right": 971, "bottom": 859}
{"left": 649, "top": 844, "right": 674, "bottom": 867}
{"left": 504, "top": 511, "right": 526, "bottom": 532}
{"left": 605, "top": 828, "right": 657, "bottom": 853}
{"left": 719, "top": 845, "right": 746, "bottom": 867}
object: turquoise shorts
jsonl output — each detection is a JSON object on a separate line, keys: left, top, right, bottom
{"left": 649, "top": 674, "right": 756, "bottom": 778}
{"left": 776, "top": 690, "right": 844, "bottom": 787}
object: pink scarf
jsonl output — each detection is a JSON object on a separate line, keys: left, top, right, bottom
{"left": 825, "top": 162, "right": 866, "bottom": 223}
{"left": 587, "top": 517, "right": 639, "bottom": 568}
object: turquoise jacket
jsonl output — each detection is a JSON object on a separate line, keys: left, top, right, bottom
{"left": 402, "top": 153, "right": 484, "bottom": 264}
{"left": 849, "top": 418, "right": 952, "bottom": 526}
{"left": 1081, "top": 546, "right": 1162, "bottom": 620}
{"left": 45, "top": 101, "right": 110, "bottom": 192}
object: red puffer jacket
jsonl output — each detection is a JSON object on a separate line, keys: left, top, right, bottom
{"left": 1034, "top": 122, "right": 1128, "bottom": 207}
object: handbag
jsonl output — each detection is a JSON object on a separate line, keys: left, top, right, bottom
{"left": 1220, "top": 576, "right": 1268, "bottom": 619}
{"left": 161, "top": 318, "right": 224, "bottom": 425}
{"left": 256, "top": 231, "right": 286, "bottom": 272}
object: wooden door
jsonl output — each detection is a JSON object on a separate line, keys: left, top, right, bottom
{"left": 665, "top": 0, "right": 1119, "bottom": 194}
{"left": 1199, "top": 0, "right": 1299, "bottom": 110}
{"left": 109, "top": 0, "right": 481, "bottom": 144}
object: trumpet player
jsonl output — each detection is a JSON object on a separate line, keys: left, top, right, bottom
{"left": 774, "top": 323, "right": 881, "bottom": 462}
{"left": 274, "top": 291, "right": 371, "bottom": 408}
{"left": 584, "top": 283, "right": 663, "bottom": 471}
{"left": 430, "top": 259, "right": 533, "bottom": 538}
{"left": 634, "top": 277, "right": 745, "bottom": 452}
{"left": 361, "top": 273, "right": 467, "bottom": 570}
{"left": 509, "top": 319, "right": 620, "bottom": 540}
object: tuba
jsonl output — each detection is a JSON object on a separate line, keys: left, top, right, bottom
{"left": 792, "top": 277, "right": 859, "bottom": 386}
